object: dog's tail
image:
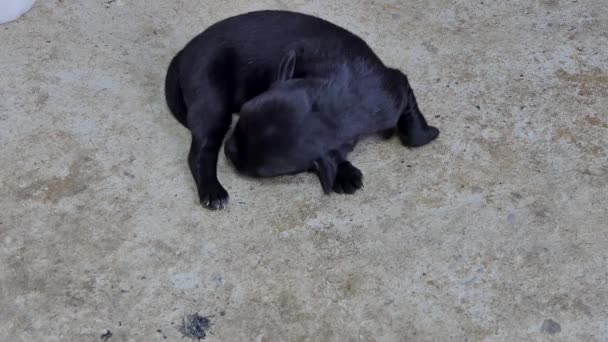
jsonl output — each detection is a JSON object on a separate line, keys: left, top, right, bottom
{"left": 164, "top": 50, "right": 188, "bottom": 127}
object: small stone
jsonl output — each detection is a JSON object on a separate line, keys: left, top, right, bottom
{"left": 541, "top": 319, "right": 561, "bottom": 335}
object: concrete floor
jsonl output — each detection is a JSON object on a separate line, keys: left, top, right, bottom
{"left": 1, "top": 0, "right": 607, "bottom": 341}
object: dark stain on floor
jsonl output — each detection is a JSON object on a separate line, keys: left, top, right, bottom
{"left": 100, "top": 330, "right": 113, "bottom": 341}
{"left": 178, "top": 313, "right": 212, "bottom": 340}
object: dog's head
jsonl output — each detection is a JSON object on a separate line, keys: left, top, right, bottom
{"left": 225, "top": 51, "right": 333, "bottom": 178}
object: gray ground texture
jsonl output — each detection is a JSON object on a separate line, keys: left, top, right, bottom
{"left": 1, "top": 1, "right": 607, "bottom": 341}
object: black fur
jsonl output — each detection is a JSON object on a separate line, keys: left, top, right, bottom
{"left": 165, "top": 10, "right": 439, "bottom": 210}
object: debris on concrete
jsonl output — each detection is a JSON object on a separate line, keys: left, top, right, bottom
{"left": 178, "top": 313, "right": 212, "bottom": 340}
{"left": 100, "top": 330, "right": 113, "bottom": 341}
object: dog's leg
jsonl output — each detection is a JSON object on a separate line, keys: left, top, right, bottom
{"left": 332, "top": 140, "right": 363, "bottom": 194}
{"left": 333, "top": 159, "right": 363, "bottom": 194}
{"left": 186, "top": 97, "right": 232, "bottom": 210}
{"left": 396, "top": 75, "right": 440, "bottom": 147}
{"left": 314, "top": 141, "right": 364, "bottom": 195}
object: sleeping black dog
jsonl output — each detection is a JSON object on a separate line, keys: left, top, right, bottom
{"left": 165, "top": 10, "right": 439, "bottom": 210}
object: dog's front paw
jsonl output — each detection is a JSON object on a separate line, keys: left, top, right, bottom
{"left": 399, "top": 125, "right": 440, "bottom": 147}
{"left": 333, "top": 162, "right": 363, "bottom": 194}
{"left": 199, "top": 182, "right": 229, "bottom": 210}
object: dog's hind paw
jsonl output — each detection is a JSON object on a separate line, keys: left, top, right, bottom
{"left": 399, "top": 125, "right": 440, "bottom": 148}
{"left": 333, "top": 162, "right": 363, "bottom": 194}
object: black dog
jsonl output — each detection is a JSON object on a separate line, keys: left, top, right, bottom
{"left": 165, "top": 10, "right": 439, "bottom": 210}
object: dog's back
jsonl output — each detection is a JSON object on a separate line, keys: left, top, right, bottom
{"left": 175, "top": 10, "right": 385, "bottom": 109}
{"left": 191, "top": 10, "right": 382, "bottom": 66}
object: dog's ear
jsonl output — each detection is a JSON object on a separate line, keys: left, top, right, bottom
{"left": 312, "top": 154, "right": 338, "bottom": 194}
{"left": 278, "top": 50, "right": 297, "bottom": 81}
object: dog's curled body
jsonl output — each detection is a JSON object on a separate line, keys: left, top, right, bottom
{"left": 165, "top": 10, "right": 439, "bottom": 209}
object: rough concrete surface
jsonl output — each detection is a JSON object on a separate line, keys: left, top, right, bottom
{"left": 1, "top": 0, "right": 607, "bottom": 341}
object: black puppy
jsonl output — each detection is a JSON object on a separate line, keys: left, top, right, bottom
{"left": 165, "top": 10, "right": 439, "bottom": 210}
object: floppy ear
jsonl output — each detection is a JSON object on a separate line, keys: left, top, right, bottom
{"left": 312, "top": 154, "right": 338, "bottom": 194}
{"left": 277, "top": 50, "right": 297, "bottom": 81}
